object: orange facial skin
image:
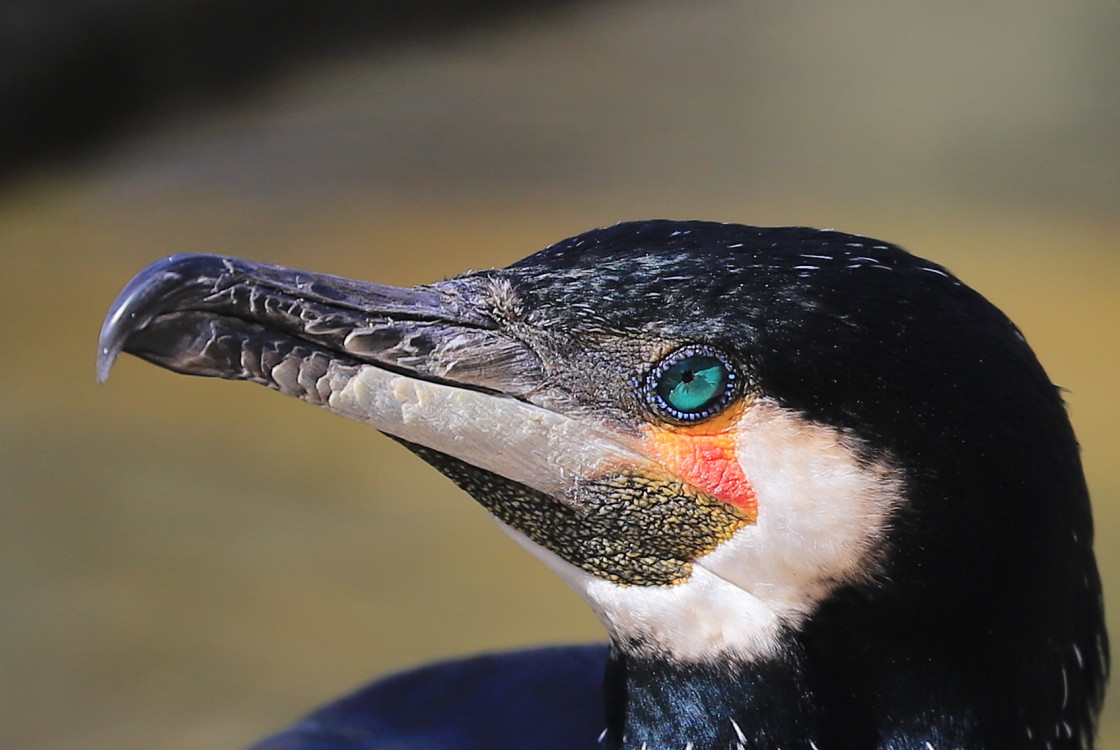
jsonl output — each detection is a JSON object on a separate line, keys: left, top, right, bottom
{"left": 641, "top": 400, "right": 758, "bottom": 520}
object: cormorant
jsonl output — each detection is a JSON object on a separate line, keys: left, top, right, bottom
{"left": 98, "top": 220, "right": 1108, "bottom": 749}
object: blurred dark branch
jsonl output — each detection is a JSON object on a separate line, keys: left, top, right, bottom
{"left": 0, "top": 0, "right": 589, "bottom": 184}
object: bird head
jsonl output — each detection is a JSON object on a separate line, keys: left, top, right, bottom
{"left": 98, "top": 220, "right": 1107, "bottom": 744}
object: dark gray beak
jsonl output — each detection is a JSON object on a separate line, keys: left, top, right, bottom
{"left": 97, "top": 253, "right": 643, "bottom": 500}
{"left": 98, "top": 253, "right": 502, "bottom": 390}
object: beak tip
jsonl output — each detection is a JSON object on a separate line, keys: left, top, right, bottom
{"left": 97, "top": 293, "right": 133, "bottom": 385}
{"left": 95, "top": 253, "right": 227, "bottom": 385}
{"left": 96, "top": 343, "right": 118, "bottom": 384}
{"left": 97, "top": 310, "right": 126, "bottom": 383}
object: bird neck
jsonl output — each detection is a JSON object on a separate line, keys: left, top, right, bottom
{"left": 599, "top": 630, "right": 1001, "bottom": 750}
{"left": 600, "top": 643, "right": 821, "bottom": 750}
{"left": 600, "top": 594, "right": 1102, "bottom": 750}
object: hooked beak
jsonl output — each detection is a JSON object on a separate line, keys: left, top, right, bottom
{"left": 97, "top": 254, "right": 637, "bottom": 501}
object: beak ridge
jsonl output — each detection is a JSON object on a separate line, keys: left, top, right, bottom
{"left": 96, "top": 253, "right": 497, "bottom": 385}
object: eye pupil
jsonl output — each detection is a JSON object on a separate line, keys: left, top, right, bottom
{"left": 645, "top": 347, "right": 737, "bottom": 422}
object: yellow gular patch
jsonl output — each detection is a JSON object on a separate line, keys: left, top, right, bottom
{"left": 641, "top": 400, "right": 758, "bottom": 519}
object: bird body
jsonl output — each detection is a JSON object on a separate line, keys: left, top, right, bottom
{"left": 249, "top": 645, "right": 609, "bottom": 750}
{"left": 98, "top": 220, "right": 1108, "bottom": 749}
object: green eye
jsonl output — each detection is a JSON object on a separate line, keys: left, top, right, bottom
{"left": 644, "top": 346, "right": 737, "bottom": 422}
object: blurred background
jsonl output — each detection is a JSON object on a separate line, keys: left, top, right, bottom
{"left": 2, "top": 0, "right": 1117, "bottom": 748}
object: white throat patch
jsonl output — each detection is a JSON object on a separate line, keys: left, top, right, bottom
{"left": 502, "top": 399, "right": 901, "bottom": 663}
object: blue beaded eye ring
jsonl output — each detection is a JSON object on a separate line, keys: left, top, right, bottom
{"left": 642, "top": 345, "right": 739, "bottom": 423}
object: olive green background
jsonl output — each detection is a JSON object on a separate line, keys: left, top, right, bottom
{"left": 3, "top": 2, "right": 1118, "bottom": 748}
